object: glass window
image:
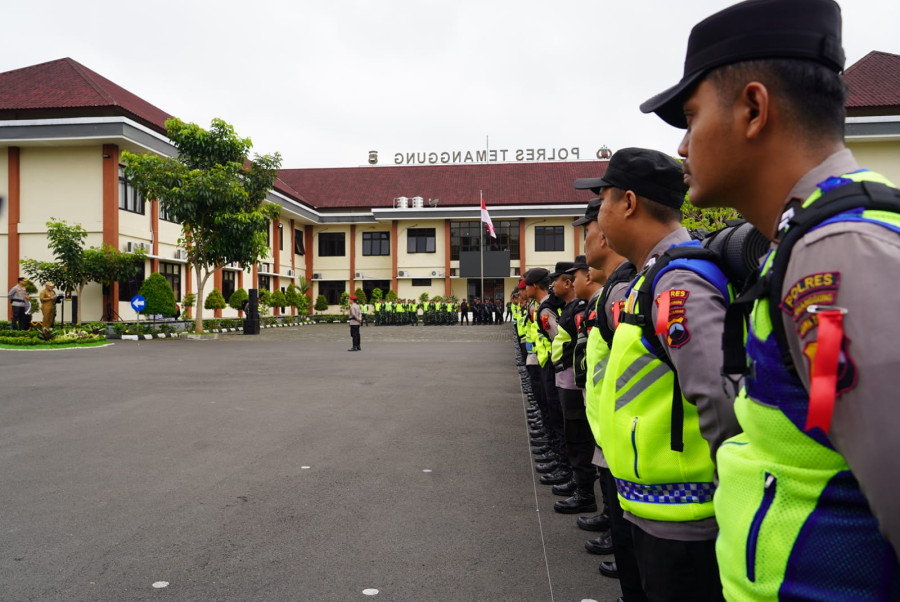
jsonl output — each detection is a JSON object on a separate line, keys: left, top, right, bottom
{"left": 278, "top": 224, "right": 284, "bottom": 252}
{"left": 258, "top": 275, "right": 271, "bottom": 292}
{"left": 407, "top": 228, "right": 436, "bottom": 254}
{"left": 118, "top": 165, "right": 145, "bottom": 214}
{"left": 319, "top": 233, "right": 346, "bottom": 257}
{"left": 222, "top": 270, "right": 237, "bottom": 303}
{"left": 411, "top": 278, "right": 432, "bottom": 287}
{"left": 535, "top": 226, "right": 565, "bottom": 252}
{"left": 294, "top": 229, "right": 305, "bottom": 255}
{"left": 318, "top": 281, "right": 345, "bottom": 305}
{"left": 450, "top": 220, "right": 519, "bottom": 260}
{"left": 362, "top": 231, "right": 390, "bottom": 256}
{"left": 118, "top": 262, "right": 145, "bottom": 302}
{"left": 159, "top": 202, "right": 179, "bottom": 223}
{"left": 159, "top": 262, "right": 181, "bottom": 302}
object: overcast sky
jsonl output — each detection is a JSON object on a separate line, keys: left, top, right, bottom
{"left": 2, "top": 1, "right": 898, "bottom": 169}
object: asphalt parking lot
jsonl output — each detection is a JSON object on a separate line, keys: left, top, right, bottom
{"left": 0, "top": 323, "right": 620, "bottom": 601}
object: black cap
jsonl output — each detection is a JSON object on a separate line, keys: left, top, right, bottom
{"left": 575, "top": 177, "right": 607, "bottom": 195}
{"left": 523, "top": 267, "right": 550, "bottom": 285}
{"left": 641, "top": 0, "right": 845, "bottom": 128}
{"left": 549, "top": 261, "right": 575, "bottom": 279}
{"left": 572, "top": 197, "right": 601, "bottom": 226}
{"left": 581, "top": 148, "right": 686, "bottom": 209}
{"left": 568, "top": 255, "right": 589, "bottom": 273}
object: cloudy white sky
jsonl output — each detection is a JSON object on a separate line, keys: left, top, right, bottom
{"left": 2, "top": 1, "right": 898, "bottom": 169}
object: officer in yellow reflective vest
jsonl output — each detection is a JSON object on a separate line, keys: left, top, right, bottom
{"left": 594, "top": 148, "right": 741, "bottom": 600}
{"left": 643, "top": 0, "right": 900, "bottom": 599}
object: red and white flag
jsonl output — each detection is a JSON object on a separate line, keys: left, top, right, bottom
{"left": 480, "top": 192, "right": 497, "bottom": 239}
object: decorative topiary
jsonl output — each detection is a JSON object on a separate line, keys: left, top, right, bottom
{"left": 204, "top": 288, "right": 227, "bottom": 310}
{"left": 284, "top": 284, "right": 300, "bottom": 310}
{"left": 138, "top": 272, "right": 178, "bottom": 316}
{"left": 371, "top": 288, "right": 383, "bottom": 301}
{"left": 228, "top": 288, "right": 248, "bottom": 311}
{"left": 385, "top": 289, "right": 398, "bottom": 301}
{"left": 354, "top": 287, "right": 367, "bottom": 304}
{"left": 182, "top": 292, "right": 196, "bottom": 319}
{"left": 314, "top": 294, "right": 329, "bottom": 312}
{"left": 270, "top": 289, "right": 287, "bottom": 309}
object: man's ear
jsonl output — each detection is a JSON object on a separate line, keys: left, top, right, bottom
{"left": 740, "top": 81, "right": 769, "bottom": 140}
{"left": 622, "top": 190, "right": 638, "bottom": 219}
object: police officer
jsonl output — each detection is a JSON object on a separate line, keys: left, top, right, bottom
{"left": 642, "top": 0, "right": 900, "bottom": 598}
{"left": 594, "top": 148, "right": 740, "bottom": 601}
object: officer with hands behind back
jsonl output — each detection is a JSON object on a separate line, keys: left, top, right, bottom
{"left": 641, "top": 0, "right": 900, "bottom": 599}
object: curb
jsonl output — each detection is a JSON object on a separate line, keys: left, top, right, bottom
{"left": 110, "top": 320, "right": 316, "bottom": 340}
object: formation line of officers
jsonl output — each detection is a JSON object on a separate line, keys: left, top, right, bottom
{"left": 509, "top": 1, "right": 899, "bottom": 600}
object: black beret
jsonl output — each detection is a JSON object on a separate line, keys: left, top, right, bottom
{"left": 523, "top": 267, "right": 550, "bottom": 286}
{"left": 641, "top": 0, "right": 845, "bottom": 128}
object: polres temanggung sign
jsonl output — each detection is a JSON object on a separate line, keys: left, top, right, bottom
{"left": 368, "top": 146, "right": 612, "bottom": 165}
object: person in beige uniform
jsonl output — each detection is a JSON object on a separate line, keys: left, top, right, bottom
{"left": 348, "top": 295, "right": 362, "bottom": 352}
{"left": 641, "top": 0, "right": 900, "bottom": 598}
{"left": 39, "top": 281, "right": 57, "bottom": 330}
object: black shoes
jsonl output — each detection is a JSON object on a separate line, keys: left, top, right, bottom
{"left": 533, "top": 452, "right": 557, "bottom": 463}
{"left": 585, "top": 532, "right": 614, "bottom": 555}
{"left": 531, "top": 445, "right": 551, "bottom": 455}
{"left": 553, "top": 490, "right": 598, "bottom": 514}
{"left": 551, "top": 479, "right": 576, "bottom": 497}
{"left": 535, "top": 461, "right": 558, "bottom": 474}
{"left": 347, "top": 347, "right": 360, "bottom": 352}
{"left": 530, "top": 437, "right": 549, "bottom": 447}
{"left": 576, "top": 513, "right": 610, "bottom": 532}
{"left": 599, "top": 561, "right": 619, "bottom": 579}
{"left": 539, "top": 468, "right": 573, "bottom": 485}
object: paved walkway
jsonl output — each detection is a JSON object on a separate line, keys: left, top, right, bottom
{"left": 0, "top": 324, "right": 620, "bottom": 601}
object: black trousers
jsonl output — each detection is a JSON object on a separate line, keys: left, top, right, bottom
{"left": 604, "top": 469, "right": 648, "bottom": 602}
{"left": 526, "top": 364, "right": 548, "bottom": 423}
{"left": 559, "top": 387, "right": 595, "bottom": 492}
{"left": 540, "top": 365, "right": 567, "bottom": 467}
{"left": 12, "top": 306, "right": 28, "bottom": 330}
{"left": 349, "top": 324, "right": 360, "bottom": 349}
{"left": 630, "top": 524, "right": 724, "bottom": 602}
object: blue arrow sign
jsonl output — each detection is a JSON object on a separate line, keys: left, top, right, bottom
{"left": 131, "top": 295, "right": 146, "bottom": 312}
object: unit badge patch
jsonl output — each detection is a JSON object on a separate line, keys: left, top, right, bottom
{"left": 802, "top": 336, "right": 858, "bottom": 395}
{"left": 657, "top": 289, "right": 691, "bottom": 348}
{"left": 780, "top": 272, "right": 841, "bottom": 326}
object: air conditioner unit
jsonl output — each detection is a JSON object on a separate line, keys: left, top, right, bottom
{"left": 286, "top": 269, "right": 294, "bottom": 277}
{"left": 226, "top": 262, "right": 239, "bottom": 269}
{"left": 398, "top": 270, "right": 408, "bottom": 277}
{"left": 174, "top": 249, "right": 187, "bottom": 260}
{"left": 355, "top": 272, "right": 363, "bottom": 279}
{"left": 312, "top": 273, "right": 322, "bottom": 280}
{"left": 431, "top": 270, "right": 439, "bottom": 277}
{"left": 259, "top": 263, "right": 270, "bottom": 272}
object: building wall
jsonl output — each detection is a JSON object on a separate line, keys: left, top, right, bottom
{"left": 846, "top": 139, "right": 900, "bottom": 184}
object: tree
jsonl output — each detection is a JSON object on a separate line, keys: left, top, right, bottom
{"left": 294, "top": 276, "right": 312, "bottom": 315}
{"left": 371, "top": 288, "right": 383, "bottom": 301}
{"left": 182, "top": 292, "right": 196, "bottom": 319}
{"left": 20, "top": 220, "right": 144, "bottom": 323}
{"left": 204, "top": 288, "right": 227, "bottom": 311}
{"left": 419, "top": 291, "right": 429, "bottom": 303}
{"left": 314, "top": 294, "right": 329, "bottom": 312}
{"left": 354, "top": 287, "right": 367, "bottom": 304}
{"left": 284, "top": 284, "right": 299, "bottom": 314}
{"left": 229, "top": 288, "right": 248, "bottom": 312}
{"left": 339, "top": 291, "right": 350, "bottom": 314}
{"left": 122, "top": 118, "right": 282, "bottom": 333}
{"left": 270, "top": 289, "right": 287, "bottom": 312}
{"left": 385, "top": 289, "right": 398, "bottom": 301}
{"left": 138, "top": 273, "right": 178, "bottom": 317}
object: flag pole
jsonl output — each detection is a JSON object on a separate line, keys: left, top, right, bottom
{"left": 480, "top": 190, "right": 484, "bottom": 301}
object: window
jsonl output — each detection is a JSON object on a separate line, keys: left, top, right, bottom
{"left": 318, "top": 281, "right": 345, "bottom": 305}
{"left": 319, "top": 232, "right": 346, "bottom": 257}
{"left": 411, "top": 278, "right": 432, "bottom": 287}
{"left": 118, "top": 263, "right": 145, "bottom": 302}
{"left": 450, "top": 220, "right": 519, "bottom": 260}
{"left": 294, "top": 229, "right": 305, "bottom": 255}
{"left": 159, "top": 262, "right": 182, "bottom": 301}
{"left": 159, "top": 202, "right": 179, "bottom": 223}
{"left": 535, "top": 226, "right": 565, "bottom": 252}
{"left": 407, "top": 228, "right": 436, "bottom": 253}
{"left": 258, "top": 275, "right": 271, "bottom": 292}
{"left": 118, "top": 165, "right": 145, "bottom": 214}
{"left": 265, "top": 224, "right": 270, "bottom": 248}
{"left": 362, "top": 231, "right": 390, "bottom": 256}
{"left": 278, "top": 224, "right": 284, "bottom": 252}
{"left": 222, "top": 270, "right": 237, "bottom": 303}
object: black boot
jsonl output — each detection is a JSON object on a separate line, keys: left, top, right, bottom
{"left": 553, "top": 489, "right": 597, "bottom": 514}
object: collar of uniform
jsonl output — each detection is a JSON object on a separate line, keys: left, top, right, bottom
{"left": 785, "top": 148, "right": 859, "bottom": 212}
{"left": 642, "top": 227, "right": 692, "bottom": 272}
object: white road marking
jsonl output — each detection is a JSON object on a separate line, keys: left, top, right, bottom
{"left": 152, "top": 581, "right": 169, "bottom": 589}
{"left": 362, "top": 588, "right": 379, "bottom": 595}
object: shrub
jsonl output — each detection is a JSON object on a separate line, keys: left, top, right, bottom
{"left": 229, "top": 288, "right": 248, "bottom": 311}
{"left": 204, "top": 288, "right": 227, "bottom": 310}
{"left": 371, "top": 288, "right": 383, "bottom": 301}
{"left": 314, "top": 294, "right": 329, "bottom": 312}
{"left": 139, "top": 273, "right": 178, "bottom": 317}
{"left": 182, "top": 292, "right": 196, "bottom": 319}
{"left": 354, "top": 287, "right": 367, "bottom": 304}
{"left": 385, "top": 289, "right": 398, "bottom": 301}
{"left": 270, "top": 289, "right": 287, "bottom": 310}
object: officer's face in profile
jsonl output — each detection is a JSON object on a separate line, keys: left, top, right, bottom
{"left": 583, "top": 220, "right": 603, "bottom": 268}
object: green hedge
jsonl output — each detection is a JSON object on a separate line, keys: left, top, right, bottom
{"left": 0, "top": 334, "right": 105, "bottom": 346}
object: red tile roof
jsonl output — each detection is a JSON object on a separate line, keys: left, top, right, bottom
{"left": 0, "top": 57, "right": 172, "bottom": 133}
{"left": 845, "top": 51, "right": 900, "bottom": 109}
{"left": 277, "top": 161, "right": 609, "bottom": 210}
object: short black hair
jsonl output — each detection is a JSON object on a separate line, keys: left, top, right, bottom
{"left": 640, "top": 194, "right": 683, "bottom": 224}
{"left": 707, "top": 58, "right": 846, "bottom": 144}
{"left": 533, "top": 276, "right": 551, "bottom": 291}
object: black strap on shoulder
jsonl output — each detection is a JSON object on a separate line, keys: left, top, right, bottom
{"left": 597, "top": 261, "right": 636, "bottom": 346}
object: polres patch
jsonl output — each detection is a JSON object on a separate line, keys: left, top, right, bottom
{"left": 657, "top": 289, "right": 691, "bottom": 348}
{"left": 802, "top": 335, "right": 858, "bottom": 395}
{"left": 780, "top": 272, "right": 841, "bottom": 323}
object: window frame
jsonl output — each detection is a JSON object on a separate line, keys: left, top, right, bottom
{"left": 362, "top": 231, "right": 390, "bottom": 256}
{"left": 407, "top": 228, "right": 436, "bottom": 254}
{"left": 534, "top": 225, "right": 565, "bottom": 252}
{"left": 318, "top": 232, "right": 346, "bottom": 257}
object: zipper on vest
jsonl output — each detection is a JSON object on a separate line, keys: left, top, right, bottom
{"left": 746, "top": 472, "right": 777, "bottom": 583}
{"left": 631, "top": 417, "right": 640, "bottom": 479}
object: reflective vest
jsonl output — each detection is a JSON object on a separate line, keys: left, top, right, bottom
{"left": 551, "top": 298, "right": 586, "bottom": 372}
{"left": 716, "top": 170, "right": 900, "bottom": 600}
{"left": 525, "top": 302, "right": 539, "bottom": 355}
{"left": 599, "top": 244, "right": 730, "bottom": 522}
{"left": 535, "top": 296, "right": 563, "bottom": 368}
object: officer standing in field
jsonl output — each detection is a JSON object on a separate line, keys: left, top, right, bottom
{"left": 642, "top": 0, "right": 900, "bottom": 598}
{"left": 348, "top": 295, "right": 362, "bottom": 351}
{"left": 594, "top": 148, "right": 740, "bottom": 601}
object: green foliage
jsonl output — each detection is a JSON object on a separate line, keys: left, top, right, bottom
{"left": 121, "top": 117, "right": 282, "bottom": 333}
{"left": 419, "top": 292, "right": 429, "bottom": 303}
{"left": 314, "top": 294, "right": 329, "bottom": 312}
{"left": 385, "top": 289, "right": 398, "bottom": 301}
{"left": 258, "top": 289, "right": 272, "bottom": 307}
{"left": 228, "top": 288, "right": 249, "bottom": 311}
{"left": 284, "top": 284, "right": 300, "bottom": 308}
{"left": 270, "top": 289, "right": 287, "bottom": 309}
{"left": 371, "top": 288, "right": 383, "bottom": 301}
{"left": 681, "top": 202, "right": 742, "bottom": 233}
{"left": 182, "top": 292, "right": 196, "bottom": 319}
{"left": 296, "top": 291, "right": 310, "bottom": 315}
{"left": 353, "top": 287, "right": 367, "bottom": 304}
{"left": 339, "top": 291, "right": 350, "bottom": 313}
{"left": 204, "top": 288, "right": 227, "bottom": 310}
{"left": 138, "top": 273, "right": 178, "bottom": 317}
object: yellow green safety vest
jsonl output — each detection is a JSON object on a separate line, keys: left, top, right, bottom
{"left": 584, "top": 296, "right": 610, "bottom": 446}
{"left": 715, "top": 170, "right": 900, "bottom": 600}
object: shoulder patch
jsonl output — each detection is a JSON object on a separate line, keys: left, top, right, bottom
{"left": 802, "top": 335, "right": 858, "bottom": 395}
{"left": 780, "top": 272, "right": 841, "bottom": 323}
{"left": 657, "top": 289, "right": 691, "bottom": 348}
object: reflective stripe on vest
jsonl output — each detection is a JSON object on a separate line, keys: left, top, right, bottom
{"left": 715, "top": 170, "right": 900, "bottom": 600}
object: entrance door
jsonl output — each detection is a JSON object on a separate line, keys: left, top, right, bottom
{"left": 467, "top": 278, "right": 504, "bottom": 301}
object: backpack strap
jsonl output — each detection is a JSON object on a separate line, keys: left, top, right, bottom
{"left": 597, "top": 261, "right": 637, "bottom": 347}
{"left": 619, "top": 242, "right": 732, "bottom": 452}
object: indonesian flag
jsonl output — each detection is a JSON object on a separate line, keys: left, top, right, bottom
{"left": 481, "top": 192, "right": 497, "bottom": 239}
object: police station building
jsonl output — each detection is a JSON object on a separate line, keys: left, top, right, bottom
{"left": 2, "top": 53, "right": 898, "bottom": 322}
